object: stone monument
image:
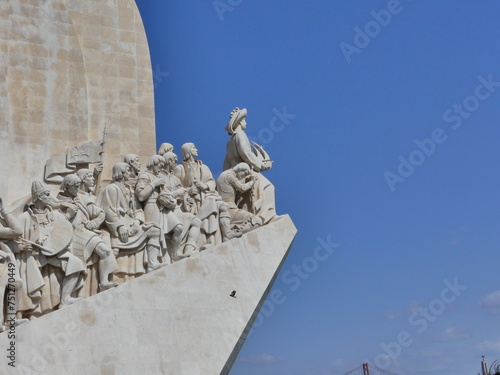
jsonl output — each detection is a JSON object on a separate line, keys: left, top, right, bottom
{"left": 0, "top": 2, "right": 297, "bottom": 374}
{"left": 0, "top": 0, "right": 156, "bottom": 205}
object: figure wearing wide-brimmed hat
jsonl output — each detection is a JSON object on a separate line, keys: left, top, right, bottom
{"left": 223, "top": 107, "right": 277, "bottom": 224}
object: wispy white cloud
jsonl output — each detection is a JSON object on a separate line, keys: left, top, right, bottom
{"left": 481, "top": 290, "right": 500, "bottom": 314}
{"left": 238, "top": 353, "right": 283, "bottom": 364}
{"left": 434, "top": 326, "right": 471, "bottom": 342}
{"left": 383, "top": 300, "right": 423, "bottom": 320}
{"left": 478, "top": 340, "right": 500, "bottom": 353}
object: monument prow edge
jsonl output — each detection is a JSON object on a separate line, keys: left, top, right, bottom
{"left": 0, "top": 215, "right": 297, "bottom": 375}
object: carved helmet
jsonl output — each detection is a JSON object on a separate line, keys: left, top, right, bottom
{"left": 31, "top": 180, "right": 50, "bottom": 198}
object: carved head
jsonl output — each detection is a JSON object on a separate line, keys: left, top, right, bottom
{"left": 76, "top": 168, "right": 94, "bottom": 188}
{"left": 124, "top": 154, "right": 141, "bottom": 173}
{"left": 157, "top": 143, "right": 174, "bottom": 156}
{"left": 61, "top": 174, "right": 81, "bottom": 198}
{"left": 233, "top": 163, "right": 251, "bottom": 179}
{"left": 146, "top": 155, "right": 165, "bottom": 175}
{"left": 31, "top": 180, "right": 51, "bottom": 206}
{"left": 181, "top": 142, "right": 198, "bottom": 161}
{"left": 112, "top": 163, "right": 131, "bottom": 182}
{"left": 225, "top": 107, "right": 248, "bottom": 135}
{"left": 163, "top": 152, "right": 178, "bottom": 171}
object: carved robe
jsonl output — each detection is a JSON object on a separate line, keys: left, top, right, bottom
{"left": 175, "top": 161, "right": 223, "bottom": 244}
{"left": 56, "top": 191, "right": 117, "bottom": 296}
{"left": 16, "top": 207, "right": 85, "bottom": 317}
{"left": 223, "top": 130, "right": 276, "bottom": 224}
{"left": 97, "top": 182, "right": 159, "bottom": 277}
{"left": 0, "top": 214, "right": 23, "bottom": 326}
{"left": 217, "top": 169, "right": 261, "bottom": 227}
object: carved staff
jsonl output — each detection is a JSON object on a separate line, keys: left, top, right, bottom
{"left": 16, "top": 238, "right": 57, "bottom": 256}
{"left": 94, "top": 123, "right": 108, "bottom": 196}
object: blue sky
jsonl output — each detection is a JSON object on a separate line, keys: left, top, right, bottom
{"left": 134, "top": 1, "right": 500, "bottom": 374}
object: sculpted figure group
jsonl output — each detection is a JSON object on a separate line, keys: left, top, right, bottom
{"left": 0, "top": 107, "right": 277, "bottom": 327}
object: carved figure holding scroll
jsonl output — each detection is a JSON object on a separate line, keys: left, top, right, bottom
{"left": 97, "top": 163, "right": 163, "bottom": 275}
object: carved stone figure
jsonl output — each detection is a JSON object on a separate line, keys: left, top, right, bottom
{"left": 157, "top": 143, "right": 174, "bottom": 156}
{"left": 135, "top": 155, "right": 170, "bottom": 252}
{"left": 56, "top": 175, "right": 118, "bottom": 292}
{"left": 175, "top": 142, "right": 240, "bottom": 247}
{"left": 97, "top": 163, "right": 163, "bottom": 276}
{"left": 160, "top": 152, "right": 201, "bottom": 262}
{"left": 0, "top": 198, "right": 26, "bottom": 330}
{"left": 16, "top": 181, "right": 86, "bottom": 318}
{"left": 121, "top": 155, "right": 145, "bottom": 226}
{"left": 158, "top": 144, "right": 175, "bottom": 179}
{"left": 217, "top": 163, "right": 262, "bottom": 233}
{"left": 223, "top": 107, "right": 277, "bottom": 224}
{"left": 0, "top": 104, "right": 284, "bottom": 322}
{"left": 76, "top": 168, "right": 98, "bottom": 196}
{"left": 124, "top": 154, "right": 142, "bottom": 180}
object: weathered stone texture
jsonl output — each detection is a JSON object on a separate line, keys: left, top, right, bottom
{"left": 1, "top": 0, "right": 156, "bottom": 203}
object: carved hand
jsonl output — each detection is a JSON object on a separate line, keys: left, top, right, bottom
{"left": 18, "top": 242, "right": 33, "bottom": 253}
{"left": 130, "top": 220, "right": 141, "bottom": 236}
{"left": 154, "top": 179, "right": 166, "bottom": 189}
{"left": 94, "top": 162, "right": 103, "bottom": 176}
{"left": 188, "top": 186, "right": 198, "bottom": 196}
{"left": 66, "top": 204, "right": 78, "bottom": 219}
{"left": 117, "top": 226, "right": 129, "bottom": 243}
{"left": 261, "top": 161, "right": 272, "bottom": 171}
{"left": 194, "top": 181, "right": 207, "bottom": 191}
{"left": 85, "top": 221, "right": 99, "bottom": 231}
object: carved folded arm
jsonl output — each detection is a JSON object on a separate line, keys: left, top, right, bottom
{"left": 228, "top": 174, "right": 254, "bottom": 193}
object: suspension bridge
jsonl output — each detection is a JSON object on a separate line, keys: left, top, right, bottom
{"left": 343, "top": 363, "right": 400, "bottom": 375}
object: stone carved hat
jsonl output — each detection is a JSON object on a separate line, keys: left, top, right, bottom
{"left": 225, "top": 107, "right": 247, "bottom": 135}
{"left": 31, "top": 180, "right": 50, "bottom": 197}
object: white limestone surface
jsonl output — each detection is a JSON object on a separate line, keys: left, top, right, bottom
{"left": 0, "top": 0, "right": 156, "bottom": 203}
{"left": 0, "top": 215, "right": 297, "bottom": 375}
